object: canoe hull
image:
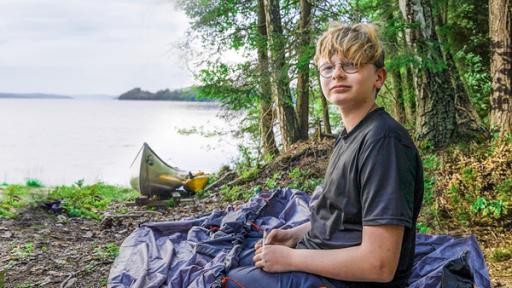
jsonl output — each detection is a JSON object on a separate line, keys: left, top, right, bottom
{"left": 130, "top": 143, "right": 190, "bottom": 198}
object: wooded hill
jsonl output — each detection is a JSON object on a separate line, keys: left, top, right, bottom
{"left": 118, "top": 87, "right": 211, "bottom": 102}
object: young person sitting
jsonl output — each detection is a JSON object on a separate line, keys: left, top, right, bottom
{"left": 247, "top": 23, "right": 424, "bottom": 287}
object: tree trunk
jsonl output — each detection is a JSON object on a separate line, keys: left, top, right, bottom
{"left": 295, "top": 0, "right": 312, "bottom": 141}
{"left": 447, "top": 51, "right": 490, "bottom": 140}
{"left": 400, "top": 25, "right": 416, "bottom": 126}
{"left": 434, "top": 7, "right": 490, "bottom": 141}
{"left": 263, "top": 0, "right": 300, "bottom": 150}
{"left": 389, "top": 69, "right": 407, "bottom": 124}
{"left": 400, "top": 0, "right": 458, "bottom": 148}
{"left": 403, "top": 67, "right": 416, "bottom": 126}
{"left": 256, "top": 0, "right": 279, "bottom": 156}
{"left": 316, "top": 72, "right": 332, "bottom": 134}
{"left": 489, "top": 0, "right": 512, "bottom": 135}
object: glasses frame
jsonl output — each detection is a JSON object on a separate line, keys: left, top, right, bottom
{"left": 318, "top": 61, "right": 362, "bottom": 78}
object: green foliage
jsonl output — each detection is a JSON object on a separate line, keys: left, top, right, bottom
{"left": 197, "top": 62, "right": 259, "bottom": 111}
{"left": 240, "top": 167, "right": 260, "bottom": 181}
{"left": 48, "top": 183, "right": 138, "bottom": 220}
{"left": 0, "top": 185, "right": 45, "bottom": 219}
{"left": 471, "top": 197, "right": 507, "bottom": 219}
{"left": 264, "top": 172, "right": 282, "bottom": 189}
{"left": 167, "top": 198, "right": 176, "bottom": 208}
{"left": 220, "top": 185, "right": 254, "bottom": 202}
{"left": 417, "top": 222, "right": 430, "bottom": 234}
{"left": 287, "top": 167, "right": 322, "bottom": 193}
{"left": 422, "top": 154, "right": 440, "bottom": 208}
{"left": 455, "top": 51, "right": 492, "bottom": 121}
{"left": 420, "top": 140, "right": 512, "bottom": 227}
{"left": 11, "top": 242, "right": 35, "bottom": 259}
{"left": 25, "top": 178, "right": 43, "bottom": 188}
{"left": 194, "top": 189, "right": 209, "bottom": 199}
{"left": 234, "top": 144, "right": 261, "bottom": 176}
{"left": 491, "top": 248, "right": 512, "bottom": 262}
{"left": 94, "top": 243, "right": 120, "bottom": 260}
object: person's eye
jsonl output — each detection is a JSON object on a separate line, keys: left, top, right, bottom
{"left": 320, "top": 65, "right": 334, "bottom": 72}
{"left": 342, "top": 62, "right": 356, "bottom": 69}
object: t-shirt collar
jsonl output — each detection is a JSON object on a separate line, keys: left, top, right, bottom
{"left": 339, "top": 107, "right": 384, "bottom": 142}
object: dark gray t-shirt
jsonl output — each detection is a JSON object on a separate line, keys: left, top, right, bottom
{"left": 296, "top": 107, "right": 424, "bottom": 287}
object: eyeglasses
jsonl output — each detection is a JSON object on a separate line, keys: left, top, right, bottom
{"left": 318, "top": 61, "right": 360, "bottom": 78}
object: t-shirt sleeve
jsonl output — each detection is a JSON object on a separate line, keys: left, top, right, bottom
{"left": 359, "top": 136, "right": 416, "bottom": 227}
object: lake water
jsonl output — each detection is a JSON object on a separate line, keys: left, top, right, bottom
{"left": 0, "top": 99, "right": 243, "bottom": 186}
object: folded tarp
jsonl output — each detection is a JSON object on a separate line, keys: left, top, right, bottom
{"left": 108, "top": 188, "right": 491, "bottom": 288}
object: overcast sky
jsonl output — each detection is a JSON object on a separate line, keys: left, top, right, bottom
{"left": 0, "top": 0, "right": 195, "bottom": 96}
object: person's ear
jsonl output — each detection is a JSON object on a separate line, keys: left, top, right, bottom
{"left": 374, "top": 68, "right": 387, "bottom": 90}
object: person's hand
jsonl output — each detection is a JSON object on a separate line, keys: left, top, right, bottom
{"left": 256, "top": 229, "right": 300, "bottom": 248}
{"left": 253, "top": 244, "right": 295, "bottom": 273}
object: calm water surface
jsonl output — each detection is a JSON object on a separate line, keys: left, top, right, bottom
{"left": 0, "top": 99, "right": 242, "bottom": 186}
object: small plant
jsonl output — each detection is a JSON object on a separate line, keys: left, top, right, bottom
{"left": 471, "top": 197, "right": 507, "bottom": 219}
{"left": 495, "top": 179, "right": 512, "bottom": 199}
{"left": 12, "top": 242, "right": 35, "bottom": 259}
{"left": 416, "top": 222, "right": 430, "bottom": 234}
{"left": 288, "top": 168, "right": 322, "bottom": 193}
{"left": 240, "top": 167, "right": 260, "bottom": 181}
{"left": 25, "top": 178, "right": 43, "bottom": 188}
{"left": 264, "top": 172, "right": 282, "bottom": 189}
{"left": 219, "top": 185, "right": 253, "bottom": 202}
{"left": 167, "top": 198, "right": 176, "bottom": 208}
{"left": 48, "top": 183, "right": 138, "bottom": 219}
{"left": 94, "top": 243, "right": 120, "bottom": 260}
{"left": 0, "top": 185, "right": 37, "bottom": 219}
{"left": 491, "top": 248, "right": 512, "bottom": 262}
{"left": 195, "top": 189, "right": 210, "bottom": 199}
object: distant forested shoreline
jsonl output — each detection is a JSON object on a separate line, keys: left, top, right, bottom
{"left": 118, "top": 87, "right": 211, "bottom": 102}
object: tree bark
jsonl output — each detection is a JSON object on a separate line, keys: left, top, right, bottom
{"left": 295, "top": 0, "right": 312, "bottom": 141}
{"left": 316, "top": 72, "right": 332, "bottom": 134}
{"left": 389, "top": 68, "right": 407, "bottom": 124}
{"left": 434, "top": 7, "right": 490, "bottom": 141}
{"left": 447, "top": 51, "right": 490, "bottom": 140}
{"left": 403, "top": 67, "right": 416, "bottom": 126}
{"left": 400, "top": 0, "right": 458, "bottom": 148}
{"left": 263, "top": 0, "right": 300, "bottom": 150}
{"left": 489, "top": 0, "right": 512, "bottom": 135}
{"left": 256, "top": 0, "right": 279, "bottom": 156}
{"left": 400, "top": 25, "right": 417, "bottom": 126}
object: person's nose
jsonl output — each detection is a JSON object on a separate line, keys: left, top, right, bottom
{"left": 331, "top": 64, "right": 346, "bottom": 79}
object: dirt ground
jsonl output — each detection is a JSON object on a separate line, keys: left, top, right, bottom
{"left": 1, "top": 138, "right": 510, "bottom": 287}
{"left": 1, "top": 200, "right": 510, "bottom": 287}
{"left": 0, "top": 197, "right": 231, "bottom": 287}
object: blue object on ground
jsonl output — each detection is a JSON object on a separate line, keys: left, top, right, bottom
{"left": 108, "top": 188, "right": 491, "bottom": 288}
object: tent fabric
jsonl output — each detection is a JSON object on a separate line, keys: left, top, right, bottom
{"left": 108, "top": 188, "right": 491, "bottom": 288}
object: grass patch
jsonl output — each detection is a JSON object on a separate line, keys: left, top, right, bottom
{"left": 11, "top": 242, "right": 35, "bottom": 259}
{"left": 94, "top": 242, "right": 120, "bottom": 260}
{"left": 287, "top": 167, "right": 322, "bottom": 193}
{"left": 48, "top": 183, "right": 138, "bottom": 219}
{"left": 0, "top": 185, "right": 46, "bottom": 219}
{"left": 219, "top": 185, "right": 256, "bottom": 202}
{"left": 491, "top": 248, "right": 512, "bottom": 262}
{"left": 0, "top": 182, "right": 138, "bottom": 220}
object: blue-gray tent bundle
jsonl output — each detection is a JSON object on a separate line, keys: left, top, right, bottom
{"left": 108, "top": 188, "right": 491, "bottom": 288}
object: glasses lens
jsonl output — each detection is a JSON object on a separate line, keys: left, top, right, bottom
{"left": 342, "top": 62, "right": 358, "bottom": 74}
{"left": 319, "top": 64, "right": 334, "bottom": 78}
